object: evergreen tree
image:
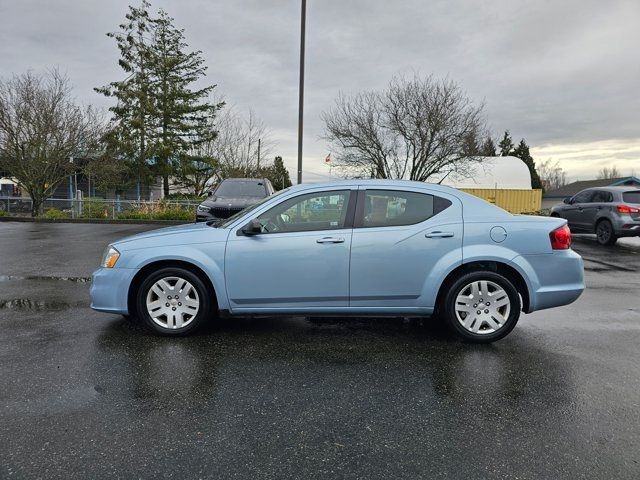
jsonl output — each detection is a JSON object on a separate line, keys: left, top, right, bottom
{"left": 498, "top": 130, "right": 514, "bottom": 156}
{"left": 95, "top": 1, "right": 156, "bottom": 198}
{"left": 480, "top": 136, "right": 497, "bottom": 156}
{"left": 148, "top": 9, "right": 223, "bottom": 196}
{"left": 97, "top": 2, "right": 223, "bottom": 198}
{"left": 512, "top": 139, "right": 543, "bottom": 190}
{"left": 261, "top": 156, "right": 292, "bottom": 191}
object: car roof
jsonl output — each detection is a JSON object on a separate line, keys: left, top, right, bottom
{"left": 220, "top": 178, "right": 268, "bottom": 182}
{"left": 582, "top": 186, "right": 640, "bottom": 192}
{"left": 291, "top": 178, "right": 460, "bottom": 194}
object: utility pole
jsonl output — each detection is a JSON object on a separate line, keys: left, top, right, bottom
{"left": 296, "top": 0, "right": 307, "bottom": 184}
{"left": 257, "top": 138, "right": 261, "bottom": 169}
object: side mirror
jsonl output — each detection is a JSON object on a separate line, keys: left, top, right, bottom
{"left": 241, "top": 219, "right": 263, "bottom": 236}
{"left": 207, "top": 191, "right": 213, "bottom": 197}
{"left": 563, "top": 197, "right": 571, "bottom": 204}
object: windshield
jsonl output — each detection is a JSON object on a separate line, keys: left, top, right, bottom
{"left": 214, "top": 180, "right": 266, "bottom": 197}
{"left": 211, "top": 188, "right": 290, "bottom": 228}
{"left": 623, "top": 191, "right": 640, "bottom": 204}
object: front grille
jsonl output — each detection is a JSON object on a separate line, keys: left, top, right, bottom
{"left": 210, "top": 206, "right": 244, "bottom": 219}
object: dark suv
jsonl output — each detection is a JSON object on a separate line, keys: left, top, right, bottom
{"left": 550, "top": 186, "right": 640, "bottom": 245}
{"left": 196, "top": 178, "right": 275, "bottom": 223}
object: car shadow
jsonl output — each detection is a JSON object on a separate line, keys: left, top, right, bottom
{"left": 91, "top": 314, "right": 577, "bottom": 416}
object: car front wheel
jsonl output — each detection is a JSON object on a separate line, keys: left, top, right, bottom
{"left": 136, "top": 267, "right": 213, "bottom": 335}
{"left": 442, "top": 271, "right": 521, "bottom": 343}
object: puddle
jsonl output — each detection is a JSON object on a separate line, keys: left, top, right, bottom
{"left": 0, "top": 298, "right": 87, "bottom": 311}
{"left": 0, "top": 275, "right": 91, "bottom": 283}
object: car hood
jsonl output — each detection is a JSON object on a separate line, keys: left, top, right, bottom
{"left": 113, "top": 222, "right": 227, "bottom": 250}
{"left": 202, "top": 196, "right": 263, "bottom": 208}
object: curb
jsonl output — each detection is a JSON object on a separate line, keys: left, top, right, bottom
{"left": 0, "top": 217, "right": 190, "bottom": 225}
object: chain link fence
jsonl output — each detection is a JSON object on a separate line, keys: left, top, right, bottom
{"left": 0, "top": 196, "right": 201, "bottom": 221}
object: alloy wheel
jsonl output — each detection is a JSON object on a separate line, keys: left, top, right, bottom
{"left": 454, "top": 280, "right": 511, "bottom": 334}
{"left": 145, "top": 276, "right": 200, "bottom": 329}
{"left": 597, "top": 222, "right": 611, "bottom": 244}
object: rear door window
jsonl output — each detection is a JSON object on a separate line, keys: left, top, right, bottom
{"left": 357, "top": 190, "right": 452, "bottom": 228}
{"left": 591, "top": 190, "right": 612, "bottom": 203}
{"left": 622, "top": 191, "right": 640, "bottom": 204}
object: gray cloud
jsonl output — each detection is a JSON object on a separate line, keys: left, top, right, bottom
{"left": 1, "top": 0, "right": 638, "bottom": 177}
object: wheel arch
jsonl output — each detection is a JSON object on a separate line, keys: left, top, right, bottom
{"left": 127, "top": 260, "right": 219, "bottom": 317}
{"left": 434, "top": 260, "right": 530, "bottom": 314}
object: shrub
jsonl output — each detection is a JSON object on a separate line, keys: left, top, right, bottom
{"left": 0, "top": 209, "right": 8, "bottom": 217}
{"left": 41, "top": 208, "right": 71, "bottom": 220}
{"left": 81, "top": 199, "right": 111, "bottom": 219}
{"left": 117, "top": 201, "right": 194, "bottom": 221}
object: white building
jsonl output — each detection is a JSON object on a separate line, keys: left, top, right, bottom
{"left": 433, "top": 156, "right": 532, "bottom": 189}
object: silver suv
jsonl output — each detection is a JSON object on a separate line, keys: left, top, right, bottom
{"left": 550, "top": 186, "right": 640, "bottom": 245}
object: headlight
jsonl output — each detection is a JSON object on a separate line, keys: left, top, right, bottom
{"left": 101, "top": 246, "right": 120, "bottom": 268}
{"left": 197, "top": 204, "right": 210, "bottom": 213}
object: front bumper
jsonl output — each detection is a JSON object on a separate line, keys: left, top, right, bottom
{"left": 90, "top": 267, "right": 139, "bottom": 315}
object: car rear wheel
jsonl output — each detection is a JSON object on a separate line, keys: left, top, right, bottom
{"left": 596, "top": 219, "right": 617, "bottom": 246}
{"left": 442, "top": 271, "right": 521, "bottom": 343}
{"left": 136, "top": 267, "right": 213, "bottom": 335}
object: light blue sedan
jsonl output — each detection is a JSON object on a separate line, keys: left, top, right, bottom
{"left": 90, "top": 180, "right": 584, "bottom": 343}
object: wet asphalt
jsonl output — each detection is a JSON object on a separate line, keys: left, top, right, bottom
{"left": 1, "top": 222, "right": 639, "bottom": 479}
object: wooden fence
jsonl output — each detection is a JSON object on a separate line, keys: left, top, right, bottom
{"left": 459, "top": 188, "right": 542, "bottom": 214}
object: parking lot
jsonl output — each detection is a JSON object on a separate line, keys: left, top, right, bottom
{"left": 1, "top": 221, "right": 639, "bottom": 479}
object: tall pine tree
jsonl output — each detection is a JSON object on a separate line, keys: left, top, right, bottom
{"left": 95, "top": 1, "right": 155, "bottom": 198}
{"left": 512, "top": 139, "right": 543, "bottom": 190}
{"left": 97, "top": 2, "right": 223, "bottom": 197}
{"left": 498, "top": 130, "right": 514, "bottom": 156}
{"left": 148, "top": 9, "right": 223, "bottom": 196}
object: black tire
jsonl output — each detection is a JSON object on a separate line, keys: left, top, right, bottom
{"left": 442, "top": 271, "right": 521, "bottom": 343}
{"left": 135, "top": 267, "right": 214, "bottom": 336}
{"left": 596, "top": 219, "right": 617, "bottom": 246}
{"left": 550, "top": 212, "right": 560, "bottom": 217}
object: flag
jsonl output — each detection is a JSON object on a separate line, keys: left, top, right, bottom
{"left": 324, "top": 153, "right": 331, "bottom": 164}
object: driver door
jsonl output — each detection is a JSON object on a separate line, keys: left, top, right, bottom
{"left": 564, "top": 190, "right": 594, "bottom": 231}
{"left": 225, "top": 189, "right": 356, "bottom": 312}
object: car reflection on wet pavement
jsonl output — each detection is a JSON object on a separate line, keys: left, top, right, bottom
{"left": 1, "top": 222, "right": 639, "bottom": 479}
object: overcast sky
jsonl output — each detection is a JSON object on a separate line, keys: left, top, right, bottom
{"left": 1, "top": 0, "right": 638, "bottom": 181}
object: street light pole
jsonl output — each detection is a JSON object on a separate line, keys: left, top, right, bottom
{"left": 296, "top": 0, "right": 307, "bottom": 184}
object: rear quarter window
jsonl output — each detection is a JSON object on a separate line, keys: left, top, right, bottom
{"left": 622, "top": 191, "right": 640, "bottom": 204}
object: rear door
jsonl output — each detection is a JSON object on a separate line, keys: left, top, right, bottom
{"left": 349, "top": 187, "right": 462, "bottom": 309}
{"left": 583, "top": 190, "right": 611, "bottom": 230}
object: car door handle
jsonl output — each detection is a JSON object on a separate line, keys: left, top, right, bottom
{"left": 316, "top": 237, "right": 345, "bottom": 244}
{"left": 425, "top": 231, "right": 455, "bottom": 238}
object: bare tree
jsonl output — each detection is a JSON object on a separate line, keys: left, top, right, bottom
{"left": 537, "top": 159, "right": 567, "bottom": 191}
{"left": 212, "top": 108, "right": 275, "bottom": 177}
{"left": 597, "top": 166, "right": 620, "bottom": 180}
{"left": 0, "top": 70, "right": 102, "bottom": 215}
{"left": 322, "top": 73, "right": 486, "bottom": 181}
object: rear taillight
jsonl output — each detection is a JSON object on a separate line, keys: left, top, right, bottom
{"left": 616, "top": 204, "right": 640, "bottom": 214}
{"left": 550, "top": 225, "right": 571, "bottom": 250}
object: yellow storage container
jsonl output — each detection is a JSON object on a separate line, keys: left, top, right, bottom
{"left": 459, "top": 188, "right": 542, "bottom": 214}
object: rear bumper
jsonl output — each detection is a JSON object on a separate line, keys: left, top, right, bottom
{"left": 617, "top": 223, "right": 640, "bottom": 236}
{"left": 89, "top": 267, "right": 139, "bottom": 315}
{"left": 511, "top": 250, "right": 585, "bottom": 313}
